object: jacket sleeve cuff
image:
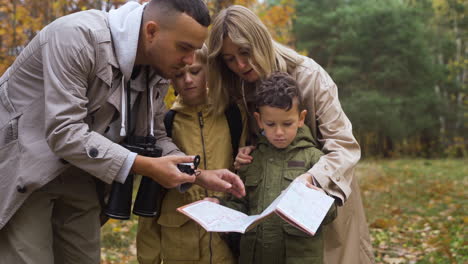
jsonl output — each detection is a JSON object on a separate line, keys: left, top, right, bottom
{"left": 93, "top": 141, "right": 130, "bottom": 184}
{"left": 308, "top": 166, "right": 349, "bottom": 206}
{"left": 114, "top": 152, "right": 137, "bottom": 184}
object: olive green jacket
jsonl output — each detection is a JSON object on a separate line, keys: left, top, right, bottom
{"left": 224, "top": 125, "right": 337, "bottom": 264}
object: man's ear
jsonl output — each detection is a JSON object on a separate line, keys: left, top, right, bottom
{"left": 253, "top": 111, "right": 263, "bottom": 130}
{"left": 144, "top": 21, "right": 160, "bottom": 43}
{"left": 298, "top": 109, "right": 307, "bottom": 127}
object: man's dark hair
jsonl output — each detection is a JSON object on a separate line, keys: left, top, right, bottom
{"left": 255, "top": 72, "right": 304, "bottom": 111}
{"left": 146, "top": 0, "right": 211, "bottom": 27}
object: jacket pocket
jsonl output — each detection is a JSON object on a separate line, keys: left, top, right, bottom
{"left": 157, "top": 189, "right": 190, "bottom": 227}
{"left": 0, "top": 112, "right": 21, "bottom": 148}
{"left": 239, "top": 228, "right": 257, "bottom": 264}
{"left": 159, "top": 218, "right": 200, "bottom": 261}
{"left": 283, "top": 168, "right": 307, "bottom": 189}
{"left": 245, "top": 173, "right": 262, "bottom": 187}
{"left": 283, "top": 223, "right": 323, "bottom": 260}
{"left": 244, "top": 171, "right": 263, "bottom": 214}
{"left": 157, "top": 189, "right": 199, "bottom": 261}
{"left": 0, "top": 118, "right": 21, "bottom": 198}
{"left": 0, "top": 137, "right": 20, "bottom": 175}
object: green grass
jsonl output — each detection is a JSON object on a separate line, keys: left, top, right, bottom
{"left": 101, "top": 177, "right": 140, "bottom": 264}
{"left": 101, "top": 159, "right": 468, "bottom": 264}
{"left": 358, "top": 159, "right": 467, "bottom": 264}
{"left": 101, "top": 217, "right": 139, "bottom": 264}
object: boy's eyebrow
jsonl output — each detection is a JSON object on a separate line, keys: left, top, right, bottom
{"left": 262, "top": 118, "right": 296, "bottom": 123}
{"left": 189, "top": 66, "right": 202, "bottom": 70}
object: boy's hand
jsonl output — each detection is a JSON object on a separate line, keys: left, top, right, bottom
{"left": 234, "top": 145, "right": 256, "bottom": 170}
{"left": 195, "top": 169, "right": 246, "bottom": 198}
{"left": 295, "top": 173, "right": 326, "bottom": 194}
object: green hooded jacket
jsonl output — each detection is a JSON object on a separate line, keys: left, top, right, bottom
{"left": 223, "top": 125, "right": 337, "bottom": 264}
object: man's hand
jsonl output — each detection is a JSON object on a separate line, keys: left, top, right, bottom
{"left": 195, "top": 169, "right": 246, "bottom": 198}
{"left": 131, "top": 155, "right": 197, "bottom": 188}
{"left": 234, "top": 145, "right": 255, "bottom": 170}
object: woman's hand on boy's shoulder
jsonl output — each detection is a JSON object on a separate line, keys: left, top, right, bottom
{"left": 234, "top": 145, "right": 256, "bottom": 170}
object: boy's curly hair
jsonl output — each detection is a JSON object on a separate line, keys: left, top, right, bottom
{"left": 255, "top": 72, "right": 304, "bottom": 111}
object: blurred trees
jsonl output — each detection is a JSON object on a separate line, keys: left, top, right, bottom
{"left": 0, "top": 0, "right": 128, "bottom": 73}
{"left": 0, "top": 0, "right": 465, "bottom": 158}
{"left": 410, "top": 0, "right": 467, "bottom": 157}
{"left": 206, "top": 0, "right": 296, "bottom": 45}
{"left": 294, "top": 0, "right": 466, "bottom": 157}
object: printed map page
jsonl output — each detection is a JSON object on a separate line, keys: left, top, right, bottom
{"left": 178, "top": 181, "right": 334, "bottom": 235}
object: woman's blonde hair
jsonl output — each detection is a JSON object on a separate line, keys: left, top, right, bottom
{"left": 195, "top": 43, "right": 208, "bottom": 65}
{"left": 208, "top": 5, "right": 302, "bottom": 115}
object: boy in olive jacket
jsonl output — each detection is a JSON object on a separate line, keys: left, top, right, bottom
{"left": 212, "top": 72, "right": 337, "bottom": 264}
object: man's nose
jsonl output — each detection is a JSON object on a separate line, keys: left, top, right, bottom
{"left": 182, "top": 52, "right": 195, "bottom": 65}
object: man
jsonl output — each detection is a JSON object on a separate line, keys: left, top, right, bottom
{"left": 0, "top": 0, "right": 245, "bottom": 263}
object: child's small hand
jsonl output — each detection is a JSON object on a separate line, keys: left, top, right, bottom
{"left": 234, "top": 145, "right": 256, "bottom": 169}
{"left": 203, "top": 197, "right": 220, "bottom": 204}
{"left": 295, "top": 172, "right": 313, "bottom": 186}
{"left": 295, "top": 173, "right": 326, "bottom": 194}
{"left": 308, "top": 184, "right": 326, "bottom": 194}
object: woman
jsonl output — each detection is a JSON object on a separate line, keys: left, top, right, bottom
{"left": 207, "top": 5, "right": 375, "bottom": 264}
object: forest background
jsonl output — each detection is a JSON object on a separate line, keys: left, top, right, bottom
{"left": 0, "top": 0, "right": 466, "bottom": 263}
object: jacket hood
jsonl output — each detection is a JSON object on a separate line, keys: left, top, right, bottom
{"left": 170, "top": 96, "right": 212, "bottom": 116}
{"left": 257, "top": 125, "right": 318, "bottom": 153}
{"left": 170, "top": 87, "right": 212, "bottom": 115}
{"left": 109, "top": 1, "right": 146, "bottom": 81}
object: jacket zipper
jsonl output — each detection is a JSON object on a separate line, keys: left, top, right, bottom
{"left": 198, "top": 111, "right": 213, "bottom": 264}
{"left": 197, "top": 111, "right": 208, "bottom": 170}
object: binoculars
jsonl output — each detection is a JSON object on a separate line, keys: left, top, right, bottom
{"left": 104, "top": 135, "right": 201, "bottom": 220}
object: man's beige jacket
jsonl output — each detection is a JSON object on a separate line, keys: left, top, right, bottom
{"left": 0, "top": 7, "right": 181, "bottom": 229}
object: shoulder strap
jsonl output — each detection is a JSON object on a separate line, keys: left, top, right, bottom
{"left": 164, "top": 110, "right": 177, "bottom": 138}
{"left": 224, "top": 103, "right": 243, "bottom": 159}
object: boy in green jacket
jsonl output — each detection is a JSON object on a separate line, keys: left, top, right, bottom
{"left": 210, "top": 72, "right": 337, "bottom": 264}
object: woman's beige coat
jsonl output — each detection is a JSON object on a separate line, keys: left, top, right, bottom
{"left": 292, "top": 56, "right": 375, "bottom": 264}
{"left": 0, "top": 10, "right": 181, "bottom": 229}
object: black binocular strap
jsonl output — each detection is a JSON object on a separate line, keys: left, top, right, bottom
{"left": 224, "top": 103, "right": 242, "bottom": 159}
{"left": 163, "top": 109, "right": 176, "bottom": 138}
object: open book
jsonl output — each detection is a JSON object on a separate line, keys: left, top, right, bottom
{"left": 177, "top": 181, "right": 334, "bottom": 236}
